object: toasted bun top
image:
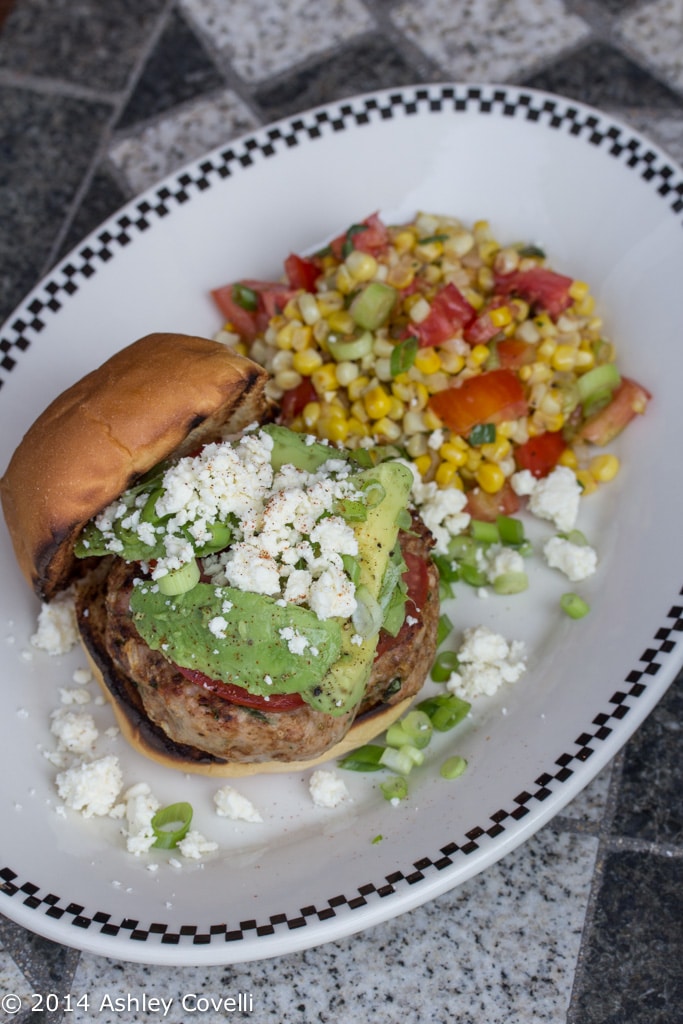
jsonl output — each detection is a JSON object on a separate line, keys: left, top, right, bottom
{"left": 0, "top": 333, "right": 270, "bottom": 600}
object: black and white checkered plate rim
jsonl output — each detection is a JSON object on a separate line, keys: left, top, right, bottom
{"left": 1, "top": 83, "right": 682, "bottom": 953}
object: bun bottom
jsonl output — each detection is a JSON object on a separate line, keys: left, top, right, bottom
{"left": 80, "top": 642, "right": 413, "bottom": 778}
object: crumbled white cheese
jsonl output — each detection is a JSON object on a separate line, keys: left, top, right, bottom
{"left": 58, "top": 687, "right": 91, "bottom": 706}
{"left": 50, "top": 709, "right": 98, "bottom": 754}
{"left": 309, "top": 769, "right": 350, "bottom": 808}
{"left": 55, "top": 755, "right": 123, "bottom": 818}
{"left": 214, "top": 785, "right": 263, "bottom": 823}
{"left": 177, "top": 829, "right": 218, "bottom": 860}
{"left": 511, "top": 465, "right": 581, "bottom": 532}
{"left": 401, "top": 461, "right": 470, "bottom": 554}
{"left": 121, "top": 782, "right": 160, "bottom": 855}
{"left": 447, "top": 625, "right": 527, "bottom": 699}
{"left": 485, "top": 545, "right": 526, "bottom": 583}
{"left": 31, "top": 592, "right": 79, "bottom": 655}
{"left": 543, "top": 536, "right": 598, "bottom": 582}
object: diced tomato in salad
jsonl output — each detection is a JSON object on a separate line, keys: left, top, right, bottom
{"left": 212, "top": 279, "right": 296, "bottom": 340}
{"left": 328, "top": 212, "right": 390, "bottom": 260}
{"left": 428, "top": 368, "right": 528, "bottom": 436}
{"left": 410, "top": 283, "right": 476, "bottom": 347}
{"left": 495, "top": 266, "right": 574, "bottom": 319}
{"left": 579, "top": 377, "right": 651, "bottom": 445}
{"left": 496, "top": 337, "right": 536, "bottom": 369}
{"left": 284, "top": 253, "right": 321, "bottom": 292}
{"left": 514, "top": 431, "right": 567, "bottom": 478}
{"left": 278, "top": 377, "right": 318, "bottom": 421}
{"left": 465, "top": 481, "right": 520, "bottom": 522}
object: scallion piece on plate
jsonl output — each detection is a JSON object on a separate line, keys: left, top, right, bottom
{"left": 440, "top": 756, "right": 468, "bottom": 780}
{"left": 560, "top": 592, "right": 591, "bottom": 619}
{"left": 430, "top": 649, "right": 460, "bottom": 682}
{"left": 151, "top": 802, "right": 193, "bottom": 849}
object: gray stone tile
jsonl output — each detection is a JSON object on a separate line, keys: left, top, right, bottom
{"left": 572, "top": 850, "right": 683, "bottom": 1023}
{"left": 0, "top": 86, "right": 112, "bottom": 325}
{"left": 57, "top": 170, "right": 129, "bottom": 264}
{"left": 618, "top": 0, "right": 683, "bottom": 93}
{"left": 180, "top": 0, "right": 374, "bottom": 83}
{"left": 391, "top": 0, "right": 590, "bottom": 82}
{"left": 0, "top": 0, "right": 166, "bottom": 93}
{"left": 108, "top": 89, "right": 259, "bottom": 195}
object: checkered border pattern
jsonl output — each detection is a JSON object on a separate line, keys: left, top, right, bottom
{"left": 1, "top": 83, "right": 682, "bottom": 950}
{"left": 2, "top": 593, "right": 681, "bottom": 949}
{"left": 1, "top": 83, "right": 682, "bottom": 385}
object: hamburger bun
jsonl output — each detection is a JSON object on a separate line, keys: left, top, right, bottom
{"left": 0, "top": 332, "right": 270, "bottom": 601}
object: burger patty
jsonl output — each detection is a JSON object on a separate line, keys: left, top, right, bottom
{"left": 76, "top": 520, "right": 438, "bottom": 765}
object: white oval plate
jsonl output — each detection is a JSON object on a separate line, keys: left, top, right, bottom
{"left": 1, "top": 84, "right": 681, "bottom": 966}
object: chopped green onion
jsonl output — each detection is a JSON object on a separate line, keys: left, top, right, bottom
{"left": 418, "top": 693, "right": 471, "bottom": 732}
{"left": 151, "top": 802, "right": 193, "bottom": 849}
{"left": 349, "top": 282, "right": 398, "bottom": 330}
{"left": 232, "top": 282, "right": 259, "bottom": 311}
{"left": 437, "top": 613, "right": 454, "bottom": 647}
{"left": 361, "top": 479, "right": 387, "bottom": 508}
{"left": 195, "top": 521, "right": 232, "bottom": 555}
{"left": 517, "top": 244, "right": 546, "bottom": 259}
{"left": 390, "top": 335, "right": 418, "bottom": 377}
{"left": 397, "top": 709, "right": 433, "bottom": 749}
{"left": 380, "top": 777, "right": 409, "bottom": 801}
{"left": 433, "top": 554, "right": 460, "bottom": 583}
{"left": 447, "top": 535, "right": 478, "bottom": 562}
{"left": 492, "top": 571, "right": 529, "bottom": 595}
{"left": 336, "top": 497, "right": 368, "bottom": 522}
{"left": 459, "top": 564, "right": 488, "bottom": 587}
{"left": 380, "top": 745, "right": 419, "bottom": 775}
{"left": 418, "top": 233, "right": 450, "bottom": 244}
{"left": 372, "top": 833, "right": 384, "bottom": 843}
{"left": 338, "top": 744, "right": 385, "bottom": 772}
{"left": 470, "top": 519, "right": 499, "bottom": 544}
{"left": 430, "top": 650, "right": 460, "bottom": 682}
{"left": 496, "top": 514, "right": 526, "bottom": 546}
{"left": 560, "top": 592, "right": 591, "bottom": 619}
{"left": 440, "top": 756, "right": 468, "bottom": 780}
{"left": 559, "top": 529, "right": 589, "bottom": 546}
{"left": 576, "top": 363, "right": 620, "bottom": 404}
{"left": 341, "top": 553, "right": 361, "bottom": 586}
{"left": 327, "top": 330, "right": 374, "bottom": 362}
{"left": 468, "top": 422, "right": 497, "bottom": 446}
{"left": 341, "top": 223, "right": 369, "bottom": 258}
{"left": 156, "top": 560, "right": 200, "bottom": 596}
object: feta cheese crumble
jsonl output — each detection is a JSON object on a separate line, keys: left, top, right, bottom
{"left": 447, "top": 625, "right": 527, "bottom": 699}
{"left": 512, "top": 465, "right": 582, "bottom": 532}
{"left": 31, "top": 591, "right": 79, "bottom": 655}
{"left": 544, "top": 536, "right": 598, "bottom": 582}
{"left": 55, "top": 755, "right": 123, "bottom": 818}
{"left": 50, "top": 709, "right": 98, "bottom": 755}
{"left": 214, "top": 785, "right": 263, "bottom": 823}
{"left": 177, "top": 830, "right": 218, "bottom": 860}
{"left": 309, "top": 769, "right": 350, "bottom": 808}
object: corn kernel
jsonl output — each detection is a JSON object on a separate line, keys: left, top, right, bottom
{"left": 274, "top": 369, "right": 302, "bottom": 392}
{"left": 435, "top": 461, "right": 459, "bottom": 488}
{"left": 302, "top": 401, "right": 321, "bottom": 428}
{"left": 393, "top": 230, "right": 416, "bottom": 254}
{"left": 463, "top": 287, "right": 485, "bottom": 311}
{"left": 311, "top": 363, "right": 339, "bottom": 395}
{"left": 373, "top": 417, "right": 402, "bottom": 442}
{"left": 574, "top": 293, "right": 596, "bottom": 317}
{"left": 537, "top": 338, "right": 557, "bottom": 362}
{"left": 422, "top": 407, "right": 443, "bottom": 431}
{"left": 551, "top": 344, "right": 578, "bottom": 372}
{"left": 347, "top": 417, "right": 370, "bottom": 439}
{"left": 292, "top": 348, "right": 323, "bottom": 376}
{"left": 414, "top": 348, "right": 441, "bottom": 375}
{"left": 468, "top": 344, "right": 490, "bottom": 368}
{"left": 576, "top": 469, "right": 598, "bottom": 495}
{"left": 327, "top": 310, "right": 355, "bottom": 335}
{"left": 388, "top": 395, "right": 405, "bottom": 421}
{"left": 409, "top": 297, "right": 432, "bottom": 324}
{"left": 283, "top": 297, "right": 301, "bottom": 320}
{"left": 480, "top": 437, "right": 512, "bottom": 463}
{"left": 275, "top": 322, "right": 299, "bottom": 350}
{"left": 350, "top": 399, "right": 369, "bottom": 423}
{"left": 364, "top": 384, "right": 393, "bottom": 420}
{"left": 475, "top": 462, "right": 506, "bottom": 493}
{"left": 345, "top": 250, "right": 378, "bottom": 282}
{"left": 465, "top": 448, "right": 482, "bottom": 472}
{"left": 290, "top": 325, "right": 313, "bottom": 352}
{"left": 320, "top": 418, "right": 349, "bottom": 443}
{"left": 568, "top": 280, "right": 589, "bottom": 301}
{"left": 439, "top": 442, "right": 467, "bottom": 467}
{"left": 540, "top": 412, "right": 565, "bottom": 433}
{"left": 438, "top": 348, "right": 466, "bottom": 375}
{"left": 386, "top": 259, "right": 415, "bottom": 290}
{"left": 589, "top": 453, "right": 620, "bottom": 482}
{"left": 477, "top": 266, "right": 494, "bottom": 292}
{"left": 347, "top": 375, "right": 370, "bottom": 402}
{"left": 575, "top": 349, "right": 595, "bottom": 369}
{"left": 413, "top": 454, "right": 433, "bottom": 478}
{"left": 489, "top": 305, "right": 513, "bottom": 328}
{"left": 478, "top": 240, "right": 499, "bottom": 265}
{"left": 558, "top": 448, "right": 578, "bottom": 470}
{"left": 298, "top": 292, "right": 321, "bottom": 325}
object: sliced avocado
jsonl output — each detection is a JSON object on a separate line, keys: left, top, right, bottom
{"left": 130, "top": 583, "right": 343, "bottom": 698}
{"left": 262, "top": 424, "right": 347, "bottom": 473}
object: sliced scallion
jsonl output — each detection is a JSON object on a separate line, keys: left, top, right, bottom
{"left": 156, "top": 560, "right": 200, "bottom": 596}
{"left": 576, "top": 363, "right": 620, "bottom": 404}
{"left": 430, "top": 650, "right": 460, "bottom": 682}
{"left": 468, "top": 422, "right": 497, "bottom": 446}
{"left": 560, "top": 592, "right": 591, "bottom": 619}
{"left": 231, "top": 282, "right": 259, "bottom": 312}
{"left": 437, "top": 613, "right": 454, "bottom": 647}
{"left": 390, "top": 335, "right": 419, "bottom": 377}
{"left": 349, "top": 282, "right": 398, "bottom": 330}
{"left": 380, "top": 776, "right": 409, "bottom": 801}
{"left": 470, "top": 519, "right": 500, "bottom": 544}
{"left": 418, "top": 693, "right": 471, "bottom": 732}
{"left": 338, "top": 744, "right": 385, "bottom": 772}
{"left": 380, "top": 745, "right": 419, "bottom": 776}
{"left": 440, "top": 756, "right": 468, "bottom": 780}
{"left": 492, "top": 571, "right": 529, "bottom": 595}
{"left": 151, "top": 802, "right": 193, "bottom": 849}
{"left": 327, "top": 330, "right": 373, "bottom": 362}
{"left": 496, "top": 514, "right": 526, "bottom": 546}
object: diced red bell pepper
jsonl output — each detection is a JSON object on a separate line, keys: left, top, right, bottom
{"left": 284, "top": 253, "right": 321, "bottom": 292}
{"left": 495, "top": 266, "right": 574, "bottom": 319}
{"left": 428, "top": 368, "right": 528, "bottom": 436}
{"left": 410, "top": 282, "right": 476, "bottom": 347}
{"left": 514, "top": 431, "right": 567, "bottom": 478}
{"left": 578, "top": 377, "right": 651, "bottom": 445}
{"left": 278, "top": 377, "right": 318, "bottom": 422}
{"left": 465, "top": 481, "right": 520, "bottom": 522}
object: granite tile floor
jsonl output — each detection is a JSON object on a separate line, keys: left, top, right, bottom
{"left": 1, "top": 0, "right": 682, "bottom": 1020}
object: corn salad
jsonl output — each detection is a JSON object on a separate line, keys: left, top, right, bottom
{"left": 212, "top": 212, "right": 650, "bottom": 512}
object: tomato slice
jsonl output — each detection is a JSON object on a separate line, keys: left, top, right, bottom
{"left": 329, "top": 212, "right": 390, "bottom": 260}
{"left": 278, "top": 377, "right": 318, "bottom": 422}
{"left": 284, "top": 253, "right": 321, "bottom": 291}
{"left": 428, "top": 368, "right": 528, "bottom": 436}
{"left": 465, "top": 480, "right": 520, "bottom": 522}
{"left": 495, "top": 267, "right": 573, "bottom": 319}
{"left": 211, "top": 279, "right": 296, "bottom": 340}
{"left": 410, "top": 282, "right": 476, "bottom": 347}
{"left": 578, "top": 377, "right": 651, "bottom": 445}
{"left": 514, "top": 431, "right": 567, "bottom": 478}
{"left": 176, "top": 665, "right": 306, "bottom": 712}
{"left": 374, "top": 549, "right": 429, "bottom": 658}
